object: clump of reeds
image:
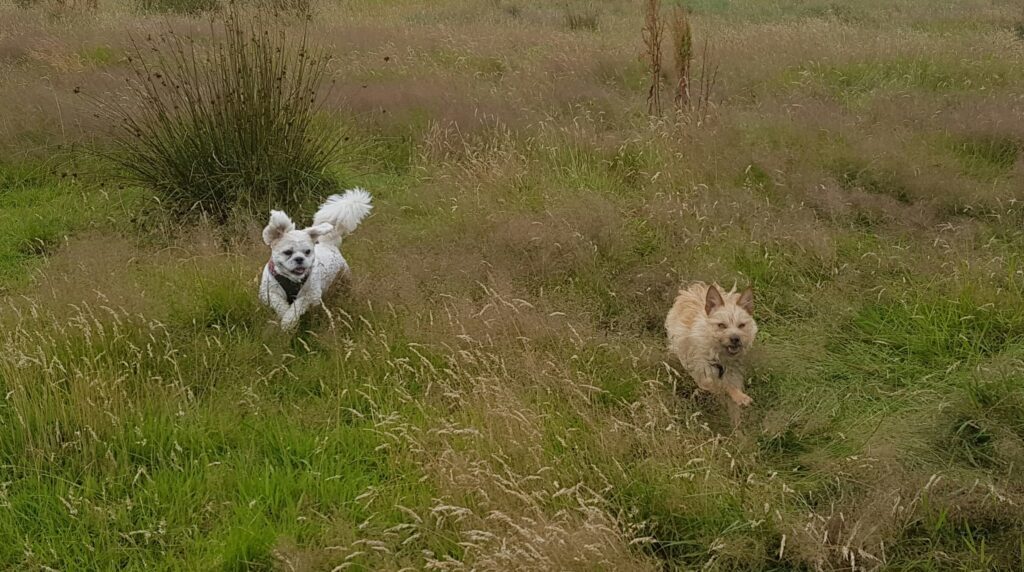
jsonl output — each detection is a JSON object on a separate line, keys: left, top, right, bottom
{"left": 670, "top": 6, "right": 692, "bottom": 110}
{"left": 642, "top": 0, "right": 663, "bottom": 116}
{"left": 689, "top": 36, "right": 719, "bottom": 122}
{"left": 87, "top": 7, "right": 341, "bottom": 222}
{"left": 645, "top": 2, "right": 717, "bottom": 122}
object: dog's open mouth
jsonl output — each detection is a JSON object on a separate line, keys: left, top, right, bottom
{"left": 725, "top": 345, "right": 742, "bottom": 355}
{"left": 291, "top": 267, "right": 307, "bottom": 276}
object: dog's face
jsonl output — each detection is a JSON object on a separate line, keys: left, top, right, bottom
{"left": 262, "top": 210, "right": 332, "bottom": 281}
{"left": 705, "top": 286, "right": 757, "bottom": 357}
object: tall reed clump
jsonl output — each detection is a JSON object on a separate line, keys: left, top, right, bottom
{"left": 646, "top": 3, "right": 717, "bottom": 122}
{"left": 670, "top": 7, "right": 691, "bottom": 110}
{"left": 89, "top": 9, "right": 341, "bottom": 222}
{"left": 642, "top": 0, "right": 663, "bottom": 116}
{"left": 690, "top": 36, "right": 718, "bottom": 122}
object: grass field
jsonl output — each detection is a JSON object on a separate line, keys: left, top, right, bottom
{"left": 2, "top": 0, "right": 1024, "bottom": 569}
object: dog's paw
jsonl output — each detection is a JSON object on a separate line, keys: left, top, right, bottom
{"left": 280, "top": 316, "right": 298, "bottom": 331}
{"left": 732, "top": 392, "right": 753, "bottom": 407}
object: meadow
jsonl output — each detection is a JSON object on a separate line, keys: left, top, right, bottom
{"left": 1, "top": 0, "right": 1023, "bottom": 569}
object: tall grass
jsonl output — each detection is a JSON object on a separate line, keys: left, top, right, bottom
{"left": 90, "top": 8, "right": 341, "bottom": 221}
{"left": 642, "top": 0, "right": 663, "bottom": 116}
{"left": 646, "top": 2, "right": 716, "bottom": 120}
{"left": 134, "top": 0, "right": 216, "bottom": 14}
{"left": 670, "top": 7, "right": 691, "bottom": 110}
{"left": 667, "top": 6, "right": 717, "bottom": 121}
{"left": 564, "top": 6, "right": 599, "bottom": 31}
{"left": 13, "top": 0, "right": 97, "bottom": 11}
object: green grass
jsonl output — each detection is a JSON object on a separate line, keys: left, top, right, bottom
{"left": 0, "top": 163, "right": 129, "bottom": 289}
{"left": 78, "top": 44, "right": 118, "bottom": 66}
{"left": 947, "top": 135, "right": 1022, "bottom": 180}
{"left": 135, "top": 0, "right": 217, "bottom": 14}
{"left": 0, "top": 279, "right": 446, "bottom": 569}
{"left": 789, "top": 57, "right": 1019, "bottom": 107}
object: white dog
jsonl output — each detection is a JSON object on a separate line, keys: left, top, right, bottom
{"left": 259, "top": 188, "right": 373, "bottom": 331}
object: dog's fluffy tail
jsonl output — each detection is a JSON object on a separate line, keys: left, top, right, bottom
{"left": 314, "top": 188, "right": 373, "bottom": 244}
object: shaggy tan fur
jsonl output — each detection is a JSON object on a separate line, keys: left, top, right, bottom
{"left": 665, "top": 282, "right": 757, "bottom": 424}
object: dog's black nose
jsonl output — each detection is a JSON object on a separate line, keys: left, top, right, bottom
{"left": 729, "top": 335, "right": 740, "bottom": 345}
{"left": 293, "top": 256, "right": 305, "bottom": 264}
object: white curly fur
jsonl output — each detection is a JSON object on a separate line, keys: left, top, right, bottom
{"left": 259, "top": 189, "right": 373, "bottom": 331}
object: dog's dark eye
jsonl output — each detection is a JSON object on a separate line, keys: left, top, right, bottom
{"left": 717, "top": 323, "right": 727, "bottom": 329}
{"left": 304, "top": 250, "right": 311, "bottom": 256}
{"left": 738, "top": 323, "right": 746, "bottom": 328}
{"left": 283, "top": 250, "right": 293, "bottom": 256}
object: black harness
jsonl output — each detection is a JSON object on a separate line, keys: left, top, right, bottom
{"left": 711, "top": 362, "right": 725, "bottom": 379}
{"left": 268, "top": 260, "right": 307, "bottom": 305}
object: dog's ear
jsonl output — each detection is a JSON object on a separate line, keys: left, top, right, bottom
{"left": 305, "top": 223, "right": 333, "bottom": 242}
{"left": 705, "top": 285, "right": 725, "bottom": 315}
{"left": 263, "top": 211, "right": 294, "bottom": 245}
{"left": 738, "top": 287, "right": 754, "bottom": 315}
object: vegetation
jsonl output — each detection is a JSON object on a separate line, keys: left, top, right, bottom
{"left": 90, "top": 8, "right": 342, "bottom": 221}
{"left": 1, "top": 0, "right": 1023, "bottom": 570}
{"left": 670, "top": 6, "right": 692, "bottom": 109}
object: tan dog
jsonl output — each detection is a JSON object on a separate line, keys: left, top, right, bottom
{"left": 665, "top": 282, "right": 757, "bottom": 424}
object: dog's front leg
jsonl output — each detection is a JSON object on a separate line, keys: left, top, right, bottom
{"left": 262, "top": 282, "right": 292, "bottom": 323}
{"left": 716, "top": 371, "right": 750, "bottom": 428}
{"left": 691, "top": 365, "right": 722, "bottom": 393}
{"left": 721, "top": 370, "right": 752, "bottom": 407}
{"left": 280, "top": 302, "right": 306, "bottom": 331}
{"left": 279, "top": 291, "right": 319, "bottom": 331}
{"left": 280, "top": 308, "right": 299, "bottom": 331}
{"left": 724, "top": 385, "right": 752, "bottom": 407}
